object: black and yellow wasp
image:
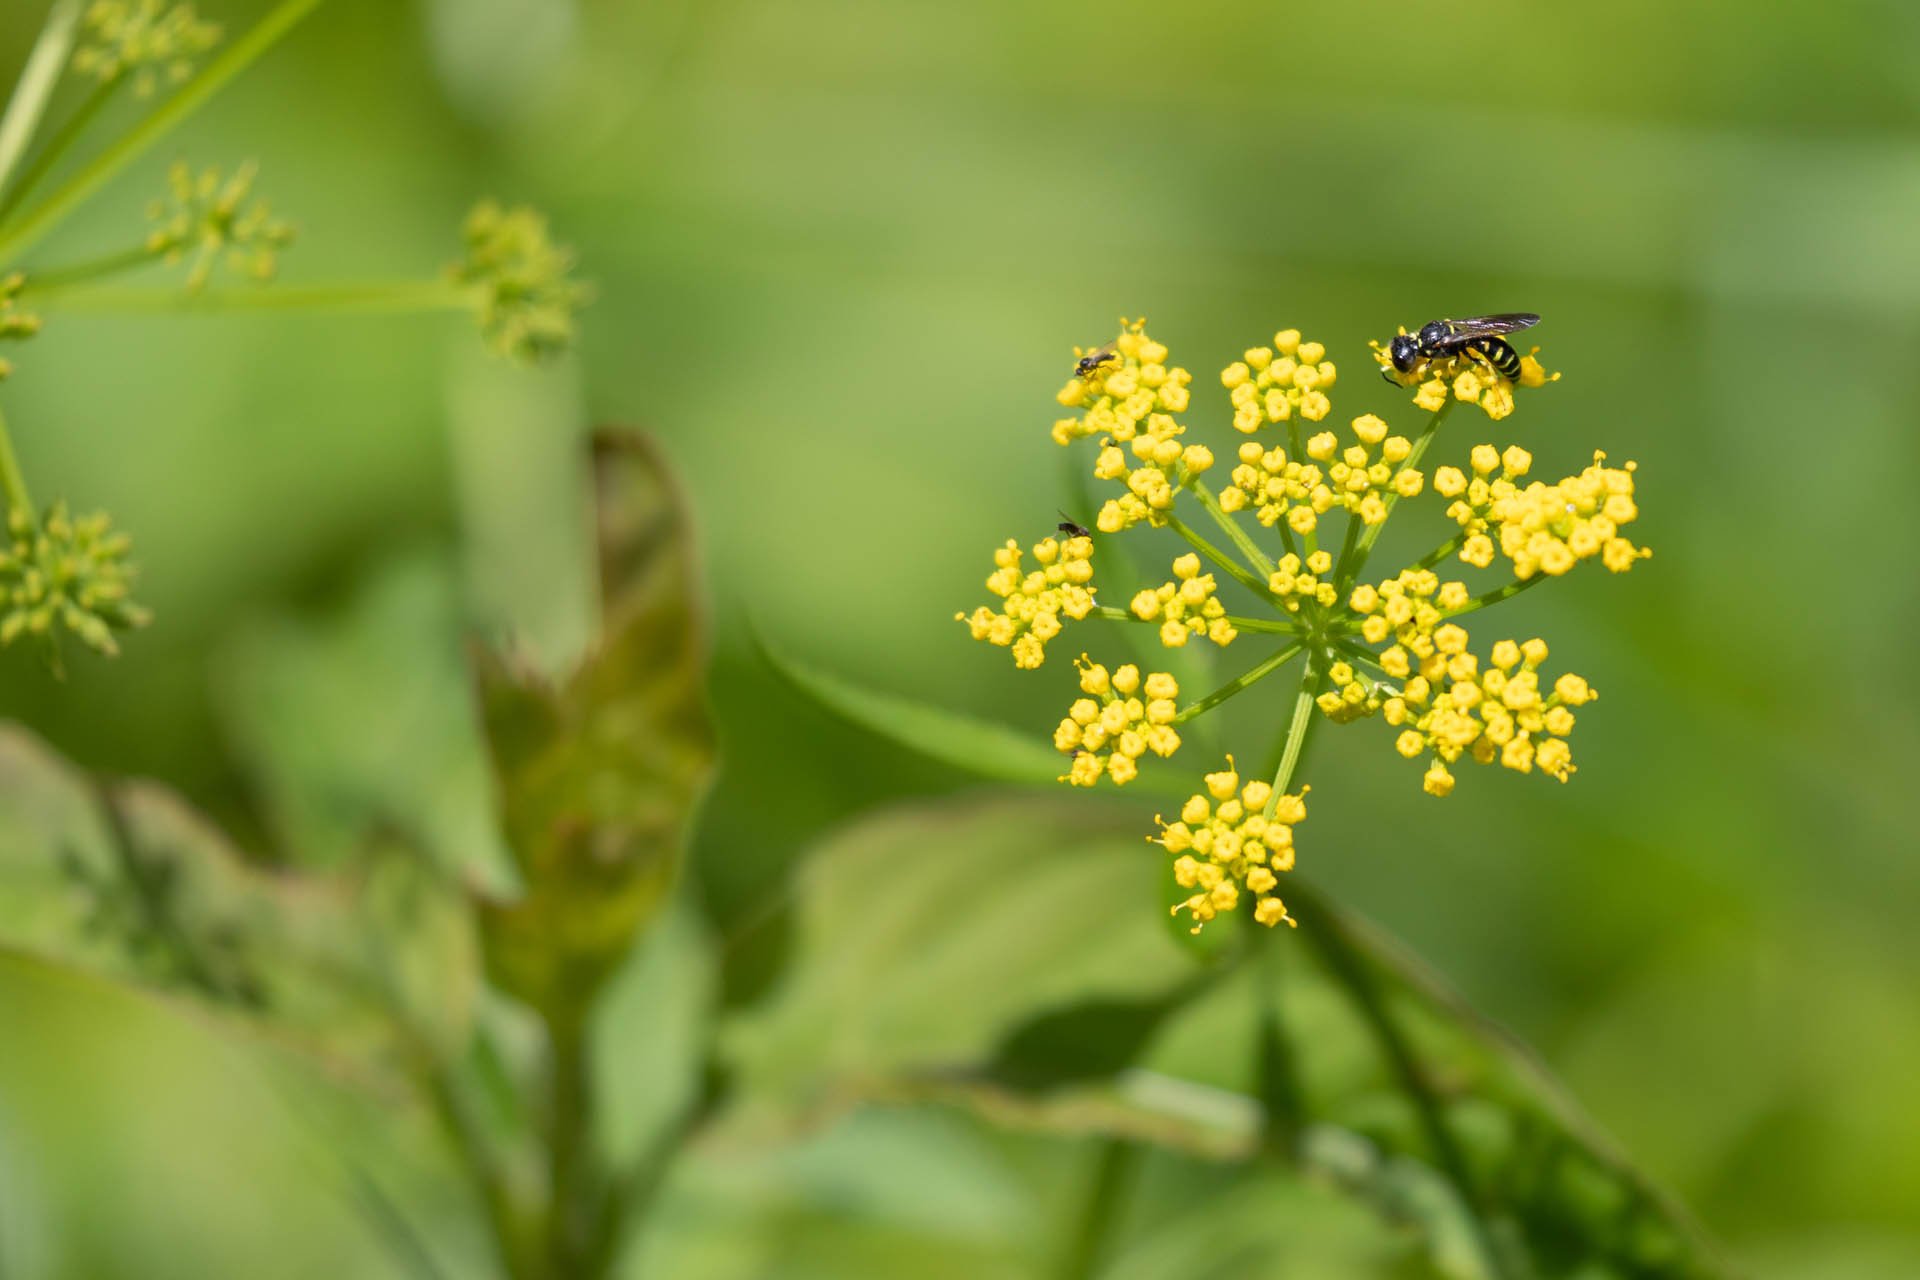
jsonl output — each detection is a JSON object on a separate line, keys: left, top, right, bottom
{"left": 1384, "top": 313, "right": 1540, "bottom": 382}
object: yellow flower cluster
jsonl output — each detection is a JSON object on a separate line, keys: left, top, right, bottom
{"left": 1054, "top": 659, "right": 1181, "bottom": 786}
{"left": 1348, "top": 568, "right": 1472, "bottom": 653}
{"left": 74, "top": 1, "right": 221, "bottom": 96}
{"left": 1372, "top": 337, "right": 1558, "bottom": 422}
{"left": 1054, "top": 319, "right": 1194, "bottom": 445}
{"left": 1380, "top": 637, "right": 1595, "bottom": 797}
{"left": 1316, "top": 660, "right": 1387, "bottom": 724}
{"left": 1220, "top": 413, "right": 1419, "bottom": 533}
{"left": 1154, "top": 760, "right": 1304, "bottom": 933}
{"left": 1218, "top": 439, "right": 1327, "bottom": 532}
{"left": 0, "top": 502, "right": 151, "bottom": 659}
{"left": 1055, "top": 322, "right": 1212, "bottom": 533}
{"left": 1130, "top": 553, "right": 1236, "bottom": 649}
{"left": 1437, "top": 447, "right": 1648, "bottom": 579}
{"left": 1219, "top": 330, "right": 1337, "bottom": 432}
{"left": 146, "top": 161, "right": 295, "bottom": 292}
{"left": 1266, "top": 550, "right": 1338, "bottom": 618}
{"left": 957, "top": 534, "right": 1096, "bottom": 669}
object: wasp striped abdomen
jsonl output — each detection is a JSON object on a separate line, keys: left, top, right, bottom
{"left": 1465, "top": 335, "right": 1524, "bottom": 380}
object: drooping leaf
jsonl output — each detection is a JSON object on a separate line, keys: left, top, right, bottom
{"left": 755, "top": 626, "right": 1070, "bottom": 787}
{"left": 472, "top": 429, "right": 716, "bottom": 1023}
{"left": 0, "top": 724, "right": 474, "bottom": 1087}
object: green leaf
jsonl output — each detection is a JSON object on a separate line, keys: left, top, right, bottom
{"left": 215, "top": 552, "right": 509, "bottom": 883}
{"left": 472, "top": 428, "right": 716, "bottom": 1023}
{"left": 755, "top": 625, "right": 1070, "bottom": 787}
{"left": 0, "top": 723, "right": 474, "bottom": 1086}
{"left": 723, "top": 794, "right": 1733, "bottom": 1280}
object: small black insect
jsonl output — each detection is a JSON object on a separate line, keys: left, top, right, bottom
{"left": 1056, "top": 511, "right": 1092, "bottom": 540}
{"left": 1074, "top": 342, "right": 1117, "bottom": 379}
{"left": 1384, "top": 313, "right": 1540, "bottom": 383}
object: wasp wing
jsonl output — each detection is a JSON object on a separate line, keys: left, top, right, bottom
{"left": 1446, "top": 313, "right": 1541, "bottom": 337}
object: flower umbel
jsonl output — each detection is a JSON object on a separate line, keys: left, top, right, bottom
{"left": 73, "top": 1, "right": 222, "bottom": 97}
{"left": 956, "top": 314, "right": 1645, "bottom": 930}
{"left": 145, "top": 161, "right": 296, "bottom": 291}
{"left": 0, "top": 502, "right": 151, "bottom": 664}
{"left": 449, "top": 201, "right": 592, "bottom": 363}
{"left": 0, "top": 275, "right": 42, "bottom": 381}
{"left": 957, "top": 533, "right": 1096, "bottom": 668}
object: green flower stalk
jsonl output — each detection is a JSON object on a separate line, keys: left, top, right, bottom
{"left": 0, "top": 0, "right": 588, "bottom": 674}
{"left": 959, "top": 319, "right": 1647, "bottom": 932}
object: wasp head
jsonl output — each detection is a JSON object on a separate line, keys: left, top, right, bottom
{"left": 1388, "top": 333, "right": 1421, "bottom": 373}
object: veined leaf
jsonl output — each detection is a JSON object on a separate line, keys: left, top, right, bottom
{"left": 0, "top": 724, "right": 474, "bottom": 1088}
{"left": 722, "top": 794, "right": 1735, "bottom": 1280}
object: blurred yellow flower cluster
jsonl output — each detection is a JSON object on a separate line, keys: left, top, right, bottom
{"left": 957, "top": 533, "right": 1096, "bottom": 669}
{"left": 1052, "top": 658, "right": 1181, "bottom": 787}
{"left": 74, "top": 1, "right": 221, "bottom": 96}
{"left": 1155, "top": 760, "right": 1304, "bottom": 932}
{"left": 145, "top": 161, "right": 295, "bottom": 292}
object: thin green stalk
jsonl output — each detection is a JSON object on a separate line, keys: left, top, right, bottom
{"left": 0, "top": 75, "right": 121, "bottom": 226}
{"left": 0, "top": 0, "right": 325, "bottom": 263}
{"left": 0, "top": 0, "right": 86, "bottom": 201}
{"left": 1411, "top": 530, "right": 1467, "bottom": 572}
{"left": 1444, "top": 572, "right": 1548, "bottom": 619}
{"left": 545, "top": 1014, "right": 594, "bottom": 1279}
{"left": 34, "top": 278, "right": 474, "bottom": 313}
{"left": 1253, "top": 924, "right": 1304, "bottom": 1160}
{"left": 1331, "top": 638, "right": 1392, "bottom": 682}
{"left": 1056, "top": 1139, "right": 1141, "bottom": 1280}
{"left": 1329, "top": 509, "right": 1363, "bottom": 586}
{"left": 1173, "top": 641, "right": 1304, "bottom": 723}
{"left": 1263, "top": 659, "right": 1323, "bottom": 815}
{"left": 585, "top": 1060, "right": 726, "bottom": 1278}
{"left": 1343, "top": 399, "right": 1454, "bottom": 586}
{"left": 426, "top": 1068, "right": 533, "bottom": 1280}
{"left": 1164, "top": 511, "right": 1286, "bottom": 608}
{"left": 1092, "top": 603, "right": 1294, "bottom": 636}
{"left": 17, "top": 243, "right": 155, "bottom": 293}
{"left": 1186, "top": 477, "right": 1276, "bottom": 580}
{"left": 1293, "top": 885, "right": 1511, "bottom": 1279}
{"left": 0, "top": 403, "right": 35, "bottom": 521}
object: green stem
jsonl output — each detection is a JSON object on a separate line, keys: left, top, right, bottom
{"left": 1444, "top": 572, "right": 1548, "bottom": 619}
{"left": 1173, "top": 641, "right": 1304, "bottom": 723}
{"left": 34, "top": 278, "right": 474, "bottom": 313}
{"left": 0, "top": 402, "right": 35, "bottom": 521}
{"left": 1293, "top": 885, "right": 1511, "bottom": 1279}
{"left": 1186, "top": 477, "right": 1276, "bottom": 580}
{"left": 1056, "top": 1138, "right": 1140, "bottom": 1280}
{"left": 0, "top": 0, "right": 86, "bottom": 203}
{"left": 426, "top": 1067, "right": 534, "bottom": 1280}
{"left": 0, "top": 0, "right": 325, "bottom": 264}
{"left": 1411, "top": 530, "right": 1467, "bottom": 572}
{"left": 545, "top": 1014, "right": 593, "bottom": 1279}
{"left": 1253, "top": 924, "right": 1304, "bottom": 1160}
{"left": 1091, "top": 603, "right": 1294, "bottom": 636}
{"left": 1344, "top": 399, "right": 1455, "bottom": 588}
{"left": 0, "top": 75, "right": 121, "bottom": 226}
{"left": 1263, "top": 659, "right": 1323, "bottom": 816}
{"left": 17, "top": 243, "right": 155, "bottom": 293}
{"left": 584, "top": 1060, "right": 727, "bottom": 1278}
{"left": 1164, "top": 511, "right": 1286, "bottom": 608}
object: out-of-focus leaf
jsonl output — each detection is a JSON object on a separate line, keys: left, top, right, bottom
{"left": 216, "top": 552, "right": 510, "bottom": 886}
{"left": 472, "top": 429, "right": 715, "bottom": 1023}
{"left": 724, "top": 793, "right": 1732, "bottom": 1280}
{"left": 0, "top": 724, "right": 475, "bottom": 1088}
{"left": 755, "top": 626, "right": 1069, "bottom": 787}
{"left": 720, "top": 796, "right": 1195, "bottom": 1133}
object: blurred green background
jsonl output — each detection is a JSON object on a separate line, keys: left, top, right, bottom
{"left": 3, "top": 0, "right": 1920, "bottom": 1275}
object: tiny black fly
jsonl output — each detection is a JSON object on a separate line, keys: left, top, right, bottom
{"left": 1056, "top": 511, "right": 1092, "bottom": 540}
{"left": 1384, "top": 313, "right": 1540, "bottom": 383}
{"left": 1074, "top": 342, "right": 1117, "bottom": 380}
